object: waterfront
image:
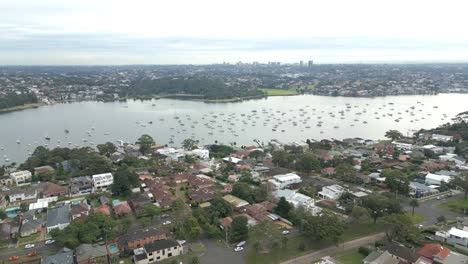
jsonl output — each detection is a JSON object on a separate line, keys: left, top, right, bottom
{"left": 1, "top": 93, "right": 467, "bottom": 166}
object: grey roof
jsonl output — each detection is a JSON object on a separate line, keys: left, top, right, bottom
{"left": 409, "top": 182, "right": 435, "bottom": 192}
{"left": 42, "top": 248, "right": 74, "bottom": 264}
{"left": 364, "top": 251, "right": 398, "bottom": 264}
{"left": 9, "top": 186, "right": 38, "bottom": 196}
{"left": 75, "top": 244, "right": 107, "bottom": 262}
{"left": 439, "top": 252, "right": 468, "bottom": 264}
{"left": 144, "top": 239, "right": 179, "bottom": 253}
{"left": 47, "top": 206, "right": 70, "bottom": 228}
{"left": 435, "top": 170, "right": 459, "bottom": 177}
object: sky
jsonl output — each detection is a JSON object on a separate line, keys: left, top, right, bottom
{"left": 1, "top": 0, "right": 468, "bottom": 65}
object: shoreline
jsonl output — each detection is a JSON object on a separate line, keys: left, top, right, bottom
{"left": 0, "top": 103, "right": 48, "bottom": 114}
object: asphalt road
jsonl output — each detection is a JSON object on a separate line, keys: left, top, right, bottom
{"left": 0, "top": 242, "right": 60, "bottom": 260}
{"left": 201, "top": 239, "right": 246, "bottom": 264}
{"left": 404, "top": 193, "right": 463, "bottom": 226}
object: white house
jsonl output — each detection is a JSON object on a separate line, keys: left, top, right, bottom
{"left": 156, "top": 148, "right": 185, "bottom": 161}
{"left": 190, "top": 149, "right": 210, "bottom": 160}
{"left": 268, "top": 173, "right": 302, "bottom": 189}
{"left": 440, "top": 154, "right": 466, "bottom": 165}
{"left": 425, "top": 173, "right": 452, "bottom": 185}
{"left": 392, "top": 141, "right": 413, "bottom": 150}
{"left": 432, "top": 134, "right": 453, "bottom": 142}
{"left": 92, "top": 173, "right": 113, "bottom": 192}
{"left": 274, "top": 189, "right": 321, "bottom": 216}
{"left": 10, "top": 170, "right": 32, "bottom": 185}
{"left": 133, "top": 239, "right": 183, "bottom": 264}
{"left": 448, "top": 227, "right": 468, "bottom": 247}
{"left": 318, "top": 184, "right": 346, "bottom": 200}
{"left": 9, "top": 187, "right": 38, "bottom": 201}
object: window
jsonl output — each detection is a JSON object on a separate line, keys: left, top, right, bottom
{"left": 149, "top": 258, "right": 153, "bottom": 262}
{"left": 173, "top": 247, "right": 177, "bottom": 250}
{"left": 157, "top": 257, "right": 160, "bottom": 260}
{"left": 168, "top": 253, "right": 172, "bottom": 257}
{"left": 148, "top": 252, "right": 152, "bottom": 256}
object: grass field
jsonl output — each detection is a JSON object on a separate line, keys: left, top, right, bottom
{"left": 245, "top": 220, "right": 385, "bottom": 264}
{"left": 408, "top": 213, "right": 425, "bottom": 224}
{"left": 335, "top": 250, "right": 366, "bottom": 264}
{"left": 261, "top": 89, "right": 298, "bottom": 96}
{"left": 437, "top": 197, "right": 468, "bottom": 214}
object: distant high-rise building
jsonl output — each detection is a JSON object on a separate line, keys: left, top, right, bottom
{"left": 308, "top": 60, "right": 314, "bottom": 68}
{"left": 300, "top": 61, "right": 304, "bottom": 67}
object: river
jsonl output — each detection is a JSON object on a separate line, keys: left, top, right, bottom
{"left": 0, "top": 93, "right": 467, "bottom": 166}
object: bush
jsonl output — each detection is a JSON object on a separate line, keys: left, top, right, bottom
{"left": 358, "top": 246, "right": 372, "bottom": 256}
{"left": 375, "top": 241, "right": 385, "bottom": 247}
{"left": 298, "top": 241, "right": 306, "bottom": 251}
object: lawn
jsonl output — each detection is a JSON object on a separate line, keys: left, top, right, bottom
{"left": 245, "top": 220, "right": 385, "bottom": 264}
{"left": 335, "top": 250, "right": 366, "bottom": 264}
{"left": 17, "top": 233, "right": 40, "bottom": 244}
{"left": 437, "top": 197, "right": 468, "bottom": 214}
{"left": 159, "top": 243, "right": 205, "bottom": 264}
{"left": 407, "top": 213, "right": 425, "bottom": 224}
{"left": 261, "top": 89, "right": 298, "bottom": 96}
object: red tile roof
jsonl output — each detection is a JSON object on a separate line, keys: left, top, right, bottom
{"left": 417, "top": 244, "right": 450, "bottom": 260}
{"left": 113, "top": 202, "right": 132, "bottom": 216}
{"left": 94, "top": 204, "right": 111, "bottom": 216}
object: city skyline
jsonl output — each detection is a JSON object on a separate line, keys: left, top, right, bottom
{"left": 1, "top": 0, "right": 468, "bottom": 65}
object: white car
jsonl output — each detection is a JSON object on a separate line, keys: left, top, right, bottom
{"left": 282, "top": 230, "right": 290, "bottom": 235}
{"left": 24, "top": 244, "right": 35, "bottom": 249}
{"left": 162, "top": 221, "right": 172, "bottom": 226}
{"left": 45, "top": 239, "right": 55, "bottom": 245}
{"left": 234, "top": 247, "right": 244, "bottom": 252}
{"left": 177, "top": 240, "right": 186, "bottom": 245}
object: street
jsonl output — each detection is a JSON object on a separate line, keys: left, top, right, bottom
{"left": 201, "top": 239, "right": 246, "bottom": 264}
{"left": 0, "top": 242, "right": 59, "bottom": 260}
{"left": 403, "top": 193, "right": 463, "bottom": 226}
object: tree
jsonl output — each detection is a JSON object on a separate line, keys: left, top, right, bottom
{"left": 183, "top": 217, "right": 202, "bottom": 241}
{"left": 210, "top": 197, "right": 233, "bottom": 218}
{"left": 249, "top": 150, "right": 265, "bottom": 161}
{"left": 96, "top": 142, "right": 117, "bottom": 157}
{"left": 253, "top": 240, "right": 261, "bottom": 252}
{"left": 303, "top": 211, "right": 345, "bottom": 245}
{"left": 382, "top": 169, "right": 409, "bottom": 196}
{"left": 274, "top": 197, "right": 293, "bottom": 218}
{"left": 437, "top": 215, "right": 446, "bottom": 224}
{"left": 350, "top": 206, "right": 370, "bottom": 224}
{"left": 272, "top": 150, "right": 293, "bottom": 167}
{"left": 141, "top": 204, "right": 161, "bottom": 220}
{"left": 281, "top": 236, "right": 289, "bottom": 249}
{"left": 171, "top": 198, "right": 185, "bottom": 211}
{"left": 361, "top": 194, "right": 402, "bottom": 223}
{"left": 336, "top": 163, "right": 356, "bottom": 182}
{"left": 232, "top": 182, "right": 255, "bottom": 204}
{"left": 409, "top": 199, "right": 419, "bottom": 216}
{"left": 182, "top": 138, "right": 199, "bottom": 150}
{"left": 296, "top": 153, "right": 321, "bottom": 173}
{"left": 190, "top": 256, "right": 201, "bottom": 264}
{"left": 382, "top": 214, "right": 417, "bottom": 242}
{"left": 111, "top": 167, "right": 138, "bottom": 196}
{"left": 454, "top": 172, "right": 468, "bottom": 198}
{"left": 230, "top": 216, "right": 248, "bottom": 243}
{"left": 385, "top": 130, "right": 403, "bottom": 141}
{"left": 0, "top": 210, "right": 6, "bottom": 220}
{"left": 136, "top": 134, "right": 155, "bottom": 155}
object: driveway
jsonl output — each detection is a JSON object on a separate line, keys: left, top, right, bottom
{"left": 201, "top": 239, "right": 246, "bottom": 264}
{"left": 404, "top": 193, "right": 463, "bottom": 226}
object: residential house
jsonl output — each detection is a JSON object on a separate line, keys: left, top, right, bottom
{"left": 20, "top": 211, "right": 44, "bottom": 237}
{"left": 71, "top": 203, "right": 91, "bottom": 220}
{"left": 274, "top": 189, "right": 321, "bottom": 216}
{"left": 383, "top": 242, "right": 419, "bottom": 264}
{"left": 133, "top": 239, "right": 183, "bottom": 264}
{"left": 318, "top": 184, "right": 346, "bottom": 200}
{"left": 92, "top": 173, "right": 113, "bottom": 192}
{"left": 392, "top": 142, "right": 414, "bottom": 151}
{"left": 432, "top": 134, "right": 453, "bottom": 142}
{"left": 46, "top": 205, "right": 70, "bottom": 232}
{"left": 322, "top": 167, "right": 336, "bottom": 176}
{"left": 94, "top": 204, "right": 111, "bottom": 216}
{"left": 70, "top": 176, "right": 93, "bottom": 195}
{"left": 425, "top": 173, "right": 452, "bottom": 185}
{"left": 417, "top": 243, "right": 450, "bottom": 261}
{"left": 113, "top": 202, "right": 132, "bottom": 217}
{"left": 447, "top": 227, "right": 468, "bottom": 247}
{"left": 0, "top": 218, "right": 21, "bottom": 241}
{"left": 8, "top": 186, "right": 38, "bottom": 202}
{"left": 0, "top": 175, "right": 13, "bottom": 186}
{"left": 118, "top": 227, "right": 168, "bottom": 251}
{"left": 10, "top": 170, "right": 32, "bottom": 185}
{"left": 187, "top": 188, "right": 215, "bottom": 204}
{"left": 268, "top": 173, "right": 302, "bottom": 189}
{"left": 43, "top": 182, "right": 69, "bottom": 198}
{"left": 75, "top": 244, "right": 108, "bottom": 264}
{"left": 42, "top": 248, "right": 74, "bottom": 264}
{"left": 223, "top": 194, "right": 249, "bottom": 208}
{"left": 128, "top": 194, "right": 152, "bottom": 214}
{"left": 34, "top": 166, "right": 55, "bottom": 176}
{"left": 363, "top": 250, "right": 399, "bottom": 264}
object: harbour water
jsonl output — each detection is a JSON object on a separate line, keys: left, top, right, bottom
{"left": 1, "top": 93, "right": 467, "bottom": 166}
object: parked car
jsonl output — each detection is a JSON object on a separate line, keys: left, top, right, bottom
{"left": 234, "top": 247, "right": 244, "bottom": 252}
{"left": 282, "top": 230, "right": 290, "bottom": 235}
{"left": 24, "top": 244, "right": 35, "bottom": 249}
{"left": 27, "top": 251, "right": 37, "bottom": 257}
{"left": 45, "top": 239, "right": 55, "bottom": 245}
{"left": 8, "top": 256, "right": 19, "bottom": 261}
{"left": 236, "top": 241, "right": 246, "bottom": 247}
{"left": 424, "top": 236, "right": 435, "bottom": 241}
{"left": 177, "top": 240, "right": 186, "bottom": 245}
{"left": 162, "top": 220, "right": 172, "bottom": 226}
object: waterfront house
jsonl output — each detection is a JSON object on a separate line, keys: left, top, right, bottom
{"left": 43, "top": 182, "right": 69, "bottom": 198}
{"left": 92, "top": 172, "right": 113, "bottom": 192}
{"left": 46, "top": 205, "right": 70, "bottom": 232}
{"left": 70, "top": 176, "right": 93, "bottom": 195}
{"left": 10, "top": 170, "right": 32, "bottom": 185}
{"left": 133, "top": 239, "right": 183, "bottom": 264}
{"left": 9, "top": 186, "right": 38, "bottom": 202}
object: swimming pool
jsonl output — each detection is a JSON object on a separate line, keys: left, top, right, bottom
{"left": 7, "top": 213, "right": 17, "bottom": 218}
{"left": 112, "top": 199, "right": 120, "bottom": 205}
{"left": 5, "top": 207, "right": 20, "bottom": 212}
{"left": 109, "top": 243, "right": 119, "bottom": 254}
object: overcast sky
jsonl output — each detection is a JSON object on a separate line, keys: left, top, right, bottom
{"left": 1, "top": 0, "right": 468, "bottom": 65}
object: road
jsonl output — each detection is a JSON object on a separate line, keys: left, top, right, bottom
{"left": 0, "top": 242, "right": 60, "bottom": 260}
{"left": 201, "top": 239, "right": 246, "bottom": 264}
{"left": 280, "top": 233, "right": 386, "bottom": 264}
{"left": 403, "top": 193, "right": 463, "bottom": 227}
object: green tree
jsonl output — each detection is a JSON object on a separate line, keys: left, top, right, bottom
{"left": 230, "top": 216, "right": 248, "bottom": 243}
{"left": 382, "top": 214, "right": 417, "bottom": 242}
{"left": 190, "top": 256, "right": 201, "bottom": 264}
{"left": 437, "top": 215, "right": 446, "bottom": 224}
{"left": 111, "top": 167, "right": 138, "bottom": 196}
{"left": 171, "top": 198, "right": 185, "bottom": 211}
{"left": 253, "top": 240, "right": 261, "bottom": 253}
{"left": 409, "top": 199, "right": 419, "bottom": 216}
{"left": 232, "top": 182, "right": 254, "bottom": 204}
{"left": 184, "top": 217, "right": 202, "bottom": 241}
{"left": 382, "top": 169, "right": 410, "bottom": 196}
{"left": 385, "top": 130, "right": 403, "bottom": 141}
{"left": 140, "top": 203, "right": 161, "bottom": 220}
{"left": 303, "top": 212, "right": 345, "bottom": 245}
{"left": 96, "top": 142, "right": 117, "bottom": 157}
{"left": 210, "top": 197, "right": 233, "bottom": 218}
{"left": 272, "top": 150, "right": 293, "bottom": 167}
{"left": 136, "top": 134, "right": 155, "bottom": 155}
{"left": 336, "top": 163, "right": 356, "bottom": 182}
{"left": 361, "top": 193, "right": 402, "bottom": 223}
{"left": 281, "top": 236, "right": 289, "bottom": 249}
{"left": 274, "top": 197, "right": 293, "bottom": 218}
{"left": 182, "top": 138, "right": 199, "bottom": 150}
{"left": 454, "top": 172, "right": 468, "bottom": 198}
{"left": 0, "top": 210, "right": 7, "bottom": 220}
{"left": 296, "top": 153, "right": 321, "bottom": 173}
{"left": 249, "top": 150, "right": 265, "bottom": 161}
{"left": 350, "top": 206, "right": 370, "bottom": 224}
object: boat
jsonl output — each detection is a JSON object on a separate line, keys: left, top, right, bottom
{"left": 16, "top": 140, "right": 20, "bottom": 144}
{"left": 45, "top": 136, "right": 51, "bottom": 140}
{"left": 64, "top": 129, "right": 70, "bottom": 133}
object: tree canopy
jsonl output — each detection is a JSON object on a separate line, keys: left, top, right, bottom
{"left": 136, "top": 134, "right": 155, "bottom": 155}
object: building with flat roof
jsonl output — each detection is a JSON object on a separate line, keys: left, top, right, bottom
{"left": 10, "top": 170, "right": 32, "bottom": 185}
{"left": 268, "top": 173, "right": 302, "bottom": 189}
{"left": 92, "top": 173, "right": 113, "bottom": 191}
